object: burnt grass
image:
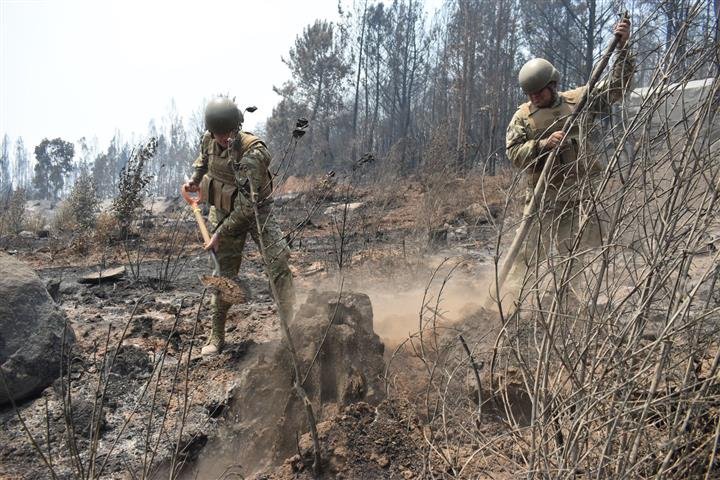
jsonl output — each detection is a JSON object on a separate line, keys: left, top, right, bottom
{"left": 0, "top": 178, "right": 505, "bottom": 479}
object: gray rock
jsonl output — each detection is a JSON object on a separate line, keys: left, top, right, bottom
{"left": 59, "top": 281, "right": 79, "bottom": 295}
{"left": 291, "top": 290, "right": 385, "bottom": 404}
{"left": 454, "top": 225, "right": 469, "bottom": 237}
{"left": 462, "top": 202, "right": 499, "bottom": 225}
{"left": 428, "top": 227, "right": 448, "bottom": 249}
{"left": 45, "top": 278, "right": 61, "bottom": 302}
{"left": 144, "top": 196, "right": 180, "bottom": 215}
{"left": 68, "top": 397, "right": 107, "bottom": 438}
{"left": 295, "top": 290, "right": 376, "bottom": 338}
{"left": 324, "top": 202, "right": 364, "bottom": 216}
{"left": 0, "top": 254, "right": 75, "bottom": 405}
{"left": 189, "top": 290, "right": 386, "bottom": 477}
{"left": 274, "top": 192, "right": 300, "bottom": 206}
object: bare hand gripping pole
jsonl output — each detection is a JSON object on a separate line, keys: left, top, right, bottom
{"left": 495, "top": 13, "right": 629, "bottom": 291}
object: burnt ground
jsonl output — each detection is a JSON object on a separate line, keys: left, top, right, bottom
{"left": 0, "top": 173, "right": 521, "bottom": 479}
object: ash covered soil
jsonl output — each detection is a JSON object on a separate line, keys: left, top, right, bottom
{"left": 0, "top": 175, "right": 517, "bottom": 479}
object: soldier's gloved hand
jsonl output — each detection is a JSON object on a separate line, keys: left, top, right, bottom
{"left": 614, "top": 17, "right": 631, "bottom": 47}
{"left": 542, "top": 131, "right": 566, "bottom": 151}
{"left": 183, "top": 181, "right": 200, "bottom": 193}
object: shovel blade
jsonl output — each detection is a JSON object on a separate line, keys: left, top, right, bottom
{"left": 200, "top": 275, "right": 247, "bottom": 304}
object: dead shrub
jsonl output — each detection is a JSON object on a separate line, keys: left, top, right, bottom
{"left": 52, "top": 200, "right": 78, "bottom": 233}
{"left": 25, "top": 209, "right": 47, "bottom": 234}
{"left": 0, "top": 188, "right": 26, "bottom": 235}
{"left": 93, "top": 211, "right": 119, "bottom": 245}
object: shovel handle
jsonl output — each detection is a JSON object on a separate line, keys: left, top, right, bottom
{"left": 181, "top": 184, "right": 222, "bottom": 275}
{"left": 181, "top": 184, "right": 212, "bottom": 244}
{"left": 192, "top": 207, "right": 212, "bottom": 244}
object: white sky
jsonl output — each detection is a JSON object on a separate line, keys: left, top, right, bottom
{"left": 1, "top": 0, "right": 440, "bottom": 159}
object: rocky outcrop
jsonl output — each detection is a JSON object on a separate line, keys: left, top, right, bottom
{"left": 0, "top": 254, "right": 75, "bottom": 405}
{"left": 183, "top": 290, "right": 386, "bottom": 478}
{"left": 291, "top": 290, "right": 386, "bottom": 406}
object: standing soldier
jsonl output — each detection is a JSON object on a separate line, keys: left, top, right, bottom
{"left": 504, "top": 18, "right": 634, "bottom": 304}
{"left": 183, "top": 97, "right": 295, "bottom": 356}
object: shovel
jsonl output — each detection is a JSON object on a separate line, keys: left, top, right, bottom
{"left": 181, "top": 184, "right": 245, "bottom": 304}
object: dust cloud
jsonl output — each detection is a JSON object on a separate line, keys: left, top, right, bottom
{"left": 349, "top": 266, "right": 500, "bottom": 344}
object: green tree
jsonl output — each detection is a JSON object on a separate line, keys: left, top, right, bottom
{"left": 164, "top": 100, "right": 191, "bottom": 197}
{"left": 68, "top": 170, "right": 99, "bottom": 230}
{"left": 381, "top": 0, "right": 430, "bottom": 170}
{"left": 0, "top": 134, "right": 10, "bottom": 195}
{"left": 92, "top": 134, "right": 128, "bottom": 198}
{"left": 281, "top": 19, "right": 352, "bottom": 170}
{"left": 92, "top": 150, "right": 113, "bottom": 198}
{"left": 3, "top": 188, "right": 26, "bottom": 234}
{"left": 284, "top": 20, "right": 351, "bottom": 121}
{"left": 14, "top": 137, "right": 29, "bottom": 190}
{"left": 361, "top": 3, "right": 391, "bottom": 154}
{"left": 33, "top": 137, "right": 75, "bottom": 200}
{"left": 112, "top": 138, "right": 156, "bottom": 237}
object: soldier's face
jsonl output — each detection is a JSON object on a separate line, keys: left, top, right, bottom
{"left": 213, "top": 131, "right": 235, "bottom": 148}
{"left": 528, "top": 86, "right": 554, "bottom": 108}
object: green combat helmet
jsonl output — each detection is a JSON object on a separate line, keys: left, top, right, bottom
{"left": 205, "top": 97, "right": 243, "bottom": 134}
{"left": 518, "top": 58, "right": 561, "bottom": 94}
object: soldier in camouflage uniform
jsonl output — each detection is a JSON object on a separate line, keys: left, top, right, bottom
{"left": 504, "top": 18, "right": 634, "bottom": 303}
{"left": 183, "top": 97, "right": 295, "bottom": 356}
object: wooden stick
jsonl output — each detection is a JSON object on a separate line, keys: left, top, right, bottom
{"left": 248, "top": 180, "right": 323, "bottom": 475}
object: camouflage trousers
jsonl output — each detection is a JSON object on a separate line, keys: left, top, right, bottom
{"left": 504, "top": 190, "right": 604, "bottom": 309}
{"left": 208, "top": 204, "right": 296, "bottom": 324}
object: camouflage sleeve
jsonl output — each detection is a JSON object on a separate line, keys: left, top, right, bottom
{"left": 215, "top": 145, "right": 273, "bottom": 236}
{"left": 239, "top": 144, "right": 273, "bottom": 201}
{"left": 190, "top": 153, "right": 207, "bottom": 185}
{"left": 592, "top": 47, "right": 635, "bottom": 109}
{"left": 189, "top": 132, "right": 212, "bottom": 185}
{"left": 506, "top": 111, "right": 541, "bottom": 171}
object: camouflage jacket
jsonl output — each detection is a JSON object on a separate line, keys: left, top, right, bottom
{"left": 506, "top": 47, "right": 635, "bottom": 189}
{"left": 190, "top": 132, "right": 274, "bottom": 236}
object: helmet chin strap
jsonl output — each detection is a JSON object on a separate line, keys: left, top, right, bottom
{"left": 550, "top": 87, "right": 559, "bottom": 105}
{"left": 538, "top": 82, "right": 559, "bottom": 108}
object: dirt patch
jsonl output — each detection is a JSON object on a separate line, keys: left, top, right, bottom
{"left": 269, "top": 400, "right": 423, "bottom": 479}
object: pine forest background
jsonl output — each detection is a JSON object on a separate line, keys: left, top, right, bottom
{"left": 1, "top": 0, "right": 717, "bottom": 202}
